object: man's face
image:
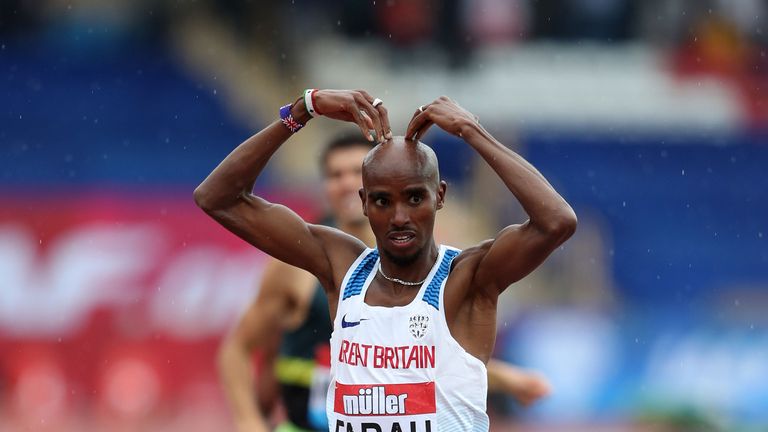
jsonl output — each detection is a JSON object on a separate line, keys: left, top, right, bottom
{"left": 323, "top": 146, "right": 371, "bottom": 226}
{"left": 361, "top": 156, "right": 445, "bottom": 266}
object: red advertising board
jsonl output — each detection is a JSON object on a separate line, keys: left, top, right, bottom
{"left": 0, "top": 192, "right": 317, "bottom": 430}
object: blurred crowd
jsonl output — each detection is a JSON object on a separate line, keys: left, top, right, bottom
{"left": 4, "top": 0, "right": 768, "bottom": 58}
{"left": 5, "top": 0, "right": 768, "bottom": 122}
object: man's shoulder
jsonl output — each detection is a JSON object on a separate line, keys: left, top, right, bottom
{"left": 443, "top": 240, "right": 496, "bottom": 292}
{"left": 443, "top": 240, "right": 497, "bottom": 309}
{"left": 451, "top": 239, "right": 493, "bottom": 266}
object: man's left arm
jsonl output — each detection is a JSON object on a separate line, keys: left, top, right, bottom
{"left": 406, "top": 97, "right": 577, "bottom": 293}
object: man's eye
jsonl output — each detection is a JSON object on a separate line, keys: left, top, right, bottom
{"left": 409, "top": 195, "right": 423, "bottom": 204}
{"left": 374, "top": 198, "right": 388, "bottom": 206}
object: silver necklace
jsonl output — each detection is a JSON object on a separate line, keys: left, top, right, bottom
{"left": 377, "top": 262, "right": 426, "bottom": 286}
{"left": 377, "top": 256, "right": 437, "bottom": 286}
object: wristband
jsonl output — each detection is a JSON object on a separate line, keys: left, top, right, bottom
{"left": 304, "top": 88, "right": 319, "bottom": 117}
{"left": 279, "top": 103, "right": 305, "bottom": 133}
{"left": 311, "top": 89, "right": 322, "bottom": 115}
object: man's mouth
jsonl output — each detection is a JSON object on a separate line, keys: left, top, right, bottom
{"left": 388, "top": 231, "right": 416, "bottom": 246}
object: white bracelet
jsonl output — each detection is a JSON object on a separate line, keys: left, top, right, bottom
{"left": 304, "top": 88, "right": 318, "bottom": 117}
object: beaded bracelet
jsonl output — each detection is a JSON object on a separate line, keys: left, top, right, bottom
{"left": 279, "top": 103, "right": 304, "bottom": 133}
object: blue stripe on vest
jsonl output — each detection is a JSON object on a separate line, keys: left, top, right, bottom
{"left": 342, "top": 250, "right": 379, "bottom": 300}
{"left": 422, "top": 249, "right": 459, "bottom": 310}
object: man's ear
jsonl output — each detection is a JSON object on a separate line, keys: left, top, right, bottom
{"left": 436, "top": 180, "right": 447, "bottom": 210}
{"left": 359, "top": 188, "right": 368, "bottom": 216}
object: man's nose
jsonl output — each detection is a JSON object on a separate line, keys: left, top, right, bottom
{"left": 391, "top": 203, "right": 410, "bottom": 227}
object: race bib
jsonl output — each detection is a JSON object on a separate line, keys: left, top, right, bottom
{"left": 331, "top": 381, "right": 436, "bottom": 432}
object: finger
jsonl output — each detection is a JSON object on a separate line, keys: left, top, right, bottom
{"left": 359, "top": 105, "right": 383, "bottom": 142}
{"left": 405, "top": 107, "right": 423, "bottom": 136}
{"left": 357, "top": 90, "right": 375, "bottom": 104}
{"left": 413, "top": 120, "right": 434, "bottom": 141}
{"left": 360, "top": 111, "right": 375, "bottom": 130}
{"left": 354, "top": 91, "right": 384, "bottom": 139}
{"left": 350, "top": 106, "right": 374, "bottom": 141}
{"left": 405, "top": 109, "right": 432, "bottom": 141}
{"left": 355, "top": 95, "right": 384, "bottom": 142}
{"left": 376, "top": 104, "right": 392, "bottom": 139}
{"left": 357, "top": 89, "right": 386, "bottom": 136}
{"left": 406, "top": 104, "right": 430, "bottom": 132}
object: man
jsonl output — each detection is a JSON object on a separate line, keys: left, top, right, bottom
{"left": 196, "top": 89, "right": 576, "bottom": 431}
{"left": 217, "top": 135, "right": 553, "bottom": 432}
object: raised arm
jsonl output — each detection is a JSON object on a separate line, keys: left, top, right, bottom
{"left": 405, "top": 97, "right": 576, "bottom": 293}
{"left": 194, "top": 89, "right": 391, "bottom": 286}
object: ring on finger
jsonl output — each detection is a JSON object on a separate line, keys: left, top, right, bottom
{"left": 372, "top": 98, "right": 383, "bottom": 108}
{"left": 418, "top": 105, "right": 425, "bottom": 113}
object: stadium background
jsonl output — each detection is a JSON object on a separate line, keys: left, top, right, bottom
{"left": 1, "top": 1, "right": 767, "bottom": 431}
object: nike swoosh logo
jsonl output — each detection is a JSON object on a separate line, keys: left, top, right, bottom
{"left": 341, "top": 314, "right": 368, "bottom": 328}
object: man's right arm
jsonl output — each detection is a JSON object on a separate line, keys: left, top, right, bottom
{"left": 193, "top": 108, "right": 340, "bottom": 286}
{"left": 193, "top": 90, "right": 390, "bottom": 287}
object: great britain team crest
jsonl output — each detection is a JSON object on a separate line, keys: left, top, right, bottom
{"left": 408, "top": 314, "right": 430, "bottom": 339}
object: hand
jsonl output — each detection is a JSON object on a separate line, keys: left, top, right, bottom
{"left": 313, "top": 89, "right": 392, "bottom": 143}
{"left": 510, "top": 371, "right": 551, "bottom": 406}
{"left": 487, "top": 359, "right": 552, "bottom": 406}
{"left": 405, "top": 96, "right": 479, "bottom": 141}
{"left": 498, "top": 369, "right": 552, "bottom": 407}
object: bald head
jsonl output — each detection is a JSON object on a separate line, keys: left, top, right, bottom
{"left": 362, "top": 136, "right": 440, "bottom": 188}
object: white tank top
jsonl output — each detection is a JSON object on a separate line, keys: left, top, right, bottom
{"left": 327, "top": 245, "right": 489, "bottom": 432}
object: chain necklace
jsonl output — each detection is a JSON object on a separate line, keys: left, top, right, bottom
{"left": 376, "top": 253, "right": 438, "bottom": 286}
